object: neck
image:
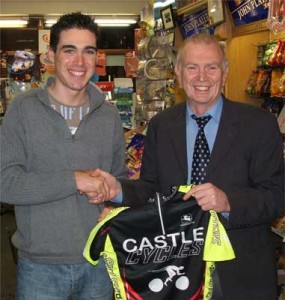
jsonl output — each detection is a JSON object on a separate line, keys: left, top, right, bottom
{"left": 188, "top": 96, "right": 221, "bottom": 116}
{"left": 190, "top": 105, "right": 209, "bottom": 116}
{"left": 47, "top": 83, "right": 88, "bottom": 107}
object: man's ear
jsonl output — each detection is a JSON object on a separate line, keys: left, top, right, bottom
{"left": 222, "top": 66, "right": 229, "bottom": 86}
{"left": 174, "top": 64, "right": 183, "bottom": 88}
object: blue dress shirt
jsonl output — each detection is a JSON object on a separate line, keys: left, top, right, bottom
{"left": 186, "top": 97, "right": 223, "bottom": 184}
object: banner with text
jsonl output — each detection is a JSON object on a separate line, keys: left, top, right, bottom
{"left": 177, "top": 7, "right": 210, "bottom": 39}
{"left": 228, "top": 0, "right": 269, "bottom": 27}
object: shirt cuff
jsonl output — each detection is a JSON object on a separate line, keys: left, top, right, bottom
{"left": 110, "top": 190, "right": 123, "bottom": 204}
{"left": 221, "top": 212, "right": 229, "bottom": 219}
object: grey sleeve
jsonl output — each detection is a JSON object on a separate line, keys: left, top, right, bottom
{"left": 1, "top": 102, "right": 77, "bottom": 205}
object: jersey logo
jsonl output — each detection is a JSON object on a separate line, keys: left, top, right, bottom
{"left": 148, "top": 265, "right": 189, "bottom": 292}
{"left": 180, "top": 213, "right": 195, "bottom": 226}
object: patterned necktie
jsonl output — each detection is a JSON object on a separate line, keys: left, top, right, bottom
{"left": 191, "top": 115, "right": 212, "bottom": 185}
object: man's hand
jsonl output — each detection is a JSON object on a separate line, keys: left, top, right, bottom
{"left": 87, "top": 168, "right": 122, "bottom": 203}
{"left": 183, "top": 183, "right": 230, "bottom": 213}
{"left": 74, "top": 170, "right": 110, "bottom": 203}
{"left": 97, "top": 206, "right": 115, "bottom": 222}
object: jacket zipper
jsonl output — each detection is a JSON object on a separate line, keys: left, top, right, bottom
{"left": 155, "top": 192, "right": 166, "bottom": 236}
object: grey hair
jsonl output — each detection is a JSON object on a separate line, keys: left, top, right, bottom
{"left": 175, "top": 33, "right": 228, "bottom": 71}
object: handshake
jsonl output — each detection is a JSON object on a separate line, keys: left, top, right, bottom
{"left": 74, "top": 168, "right": 121, "bottom": 205}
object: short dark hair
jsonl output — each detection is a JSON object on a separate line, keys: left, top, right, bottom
{"left": 50, "top": 12, "right": 99, "bottom": 51}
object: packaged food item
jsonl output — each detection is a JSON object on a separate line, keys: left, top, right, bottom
{"left": 10, "top": 50, "right": 36, "bottom": 82}
{"left": 271, "top": 69, "right": 285, "bottom": 97}
{"left": 257, "top": 45, "right": 265, "bottom": 67}
{"left": 0, "top": 51, "right": 9, "bottom": 78}
{"left": 126, "top": 133, "right": 145, "bottom": 178}
{"left": 278, "top": 71, "right": 285, "bottom": 96}
{"left": 269, "top": 40, "right": 285, "bottom": 67}
{"left": 262, "top": 41, "right": 278, "bottom": 66}
{"left": 255, "top": 69, "right": 271, "bottom": 96}
{"left": 245, "top": 70, "right": 259, "bottom": 95}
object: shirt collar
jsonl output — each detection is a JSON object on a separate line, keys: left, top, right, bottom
{"left": 186, "top": 96, "right": 223, "bottom": 122}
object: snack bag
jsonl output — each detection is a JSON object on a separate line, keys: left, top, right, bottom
{"left": 262, "top": 42, "right": 278, "bottom": 66}
{"left": 269, "top": 40, "right": 285, "bottom": 67}
{"left": 10, "top": 50, "right": 36, "bottom": 82}
{"left": 271, "top": 69, "right": 284, "bottom": 97}
{"left": 246, "top": 70, "right": 259, "bottom": 95}
{"left": 255, "top": 69, "right": 271, "bottom": 96}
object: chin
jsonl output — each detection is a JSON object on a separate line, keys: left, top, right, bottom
{"left": 70, "top": 82, "right": 89, "bottom": 91}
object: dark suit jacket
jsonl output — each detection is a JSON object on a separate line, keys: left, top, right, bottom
{"left": 121, "top": 97, "right": 284, "bottom": 300}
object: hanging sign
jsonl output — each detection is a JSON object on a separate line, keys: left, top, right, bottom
{"left": 228, "top": 0, "right": 269, "bottom": 27}
{"left": 177, "top": 7, "right": 210, "bottom": 39}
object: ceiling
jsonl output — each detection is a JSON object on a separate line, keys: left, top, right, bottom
{"left": 0, "top": 0, "right": 147, "bottom": 16}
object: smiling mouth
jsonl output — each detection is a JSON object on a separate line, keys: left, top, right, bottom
{"left": 195, "top": 86, "right": 209, "bottom": 91}
{"left": 70, "top": 70, "right": 85, "bottom": 76}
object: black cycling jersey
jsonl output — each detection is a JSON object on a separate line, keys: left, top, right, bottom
{"left": 84, "top": 189, "right": 235, "bottom": 300}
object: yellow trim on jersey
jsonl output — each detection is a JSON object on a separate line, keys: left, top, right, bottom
{"left": 178, "top": 185, "right": 236, "bottom": 300}
{"left": 103, "top": 235, "right": 127, "bottom": 300}
{"left": 204, "top": 210, "right": 235, "bottom": 261}
{"left": 83, "top": 207, "right": 128, "bottom": 266}
{"left": 178, "top": 184, "right": 195, "bottom": 193}
{"left": 203, "top": 210, "right": 236, "bottom": 299}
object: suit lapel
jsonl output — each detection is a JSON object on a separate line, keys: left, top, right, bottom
{"left": 207, "top": 99, "right": 238, "bottom": 176}
{"left": 164, "top": 99, "right": 238, "bottom": 182}
{"left": 168, "top": 103, "right": 188, "bottom": 181}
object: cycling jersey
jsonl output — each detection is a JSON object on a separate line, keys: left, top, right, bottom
{"left": 84, "top": 188, "right": 235, "bottom": 300}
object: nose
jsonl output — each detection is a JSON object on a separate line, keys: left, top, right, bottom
{"left": 197, "top": 68, "right": 206, "bottom": 81}
{"left": 75, "top": 53, "right": 84, "bottom": 65}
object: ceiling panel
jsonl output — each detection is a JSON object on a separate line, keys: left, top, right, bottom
{"left": 0, "top": 0, "right": 147, "bottom": 15}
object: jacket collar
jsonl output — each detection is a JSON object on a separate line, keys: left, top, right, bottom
{"left": 207, "top": 97, "right": 239, "bottom": 176}
{"left": 37, "top": 77, "right": 106, "bottom": 111}
{"left": 168, "top": 102, "right": 188, "bottom": 181}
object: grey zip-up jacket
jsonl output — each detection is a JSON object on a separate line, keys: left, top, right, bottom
{"left": 1, "top": 78, "right": 127, "bottom": 264}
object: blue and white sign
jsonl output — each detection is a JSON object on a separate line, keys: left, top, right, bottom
{"left": 177, "top": 7, "right": 210, "bottom": 38}
{"left": 228, "top": 0, "right": 269, "bottom": 27}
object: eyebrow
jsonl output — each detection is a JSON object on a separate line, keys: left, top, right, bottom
{"left": 184, "top": 62, "right": 220, "bottom": 67}
{"left": 60, "top": 45, "right": 98, "bottom": 52}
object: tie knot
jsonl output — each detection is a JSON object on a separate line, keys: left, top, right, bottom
{"left": 192, "top": 115, "right": 212, "bottom": 129}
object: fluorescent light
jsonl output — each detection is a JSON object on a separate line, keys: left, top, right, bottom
{"left": 45, "top": 18, "right": 136, "bottom": 28}
{"left": 45, "top": 19, "right": 57, "bottom": 27}
{"left": 95, "top": 19, "right": 136, "bottom": 25}
{"left": 0, "top": 20, "right": 28, "bottom": 28}
{"left": 154, "top": 0, "right": 175, "bottom": 9}
{"left": 97, "top": 23, "right": 130, "bottom": 27}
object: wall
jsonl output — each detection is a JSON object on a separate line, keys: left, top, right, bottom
{"left": 226, "top": 30, "right": 270, "bottom": 107}
{"left": 225, "top": 25, "right": 285, "bottom": 107}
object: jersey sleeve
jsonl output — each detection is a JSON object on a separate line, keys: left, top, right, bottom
{"left": 83, "top": 207, "right": 128, "bottom": 266}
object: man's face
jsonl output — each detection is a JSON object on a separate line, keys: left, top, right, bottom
{"left": 175, "top": 42, "right": 228, "bottom": 110}
{"left": 48, "top": 28, "right": 97, "bottom": 93}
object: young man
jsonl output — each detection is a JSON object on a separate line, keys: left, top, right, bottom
{"left": 92, "top": 34, "right": 284, "bottom": 299}
{"left": 1, "top": 12, "right": 127, "bottom": 299}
